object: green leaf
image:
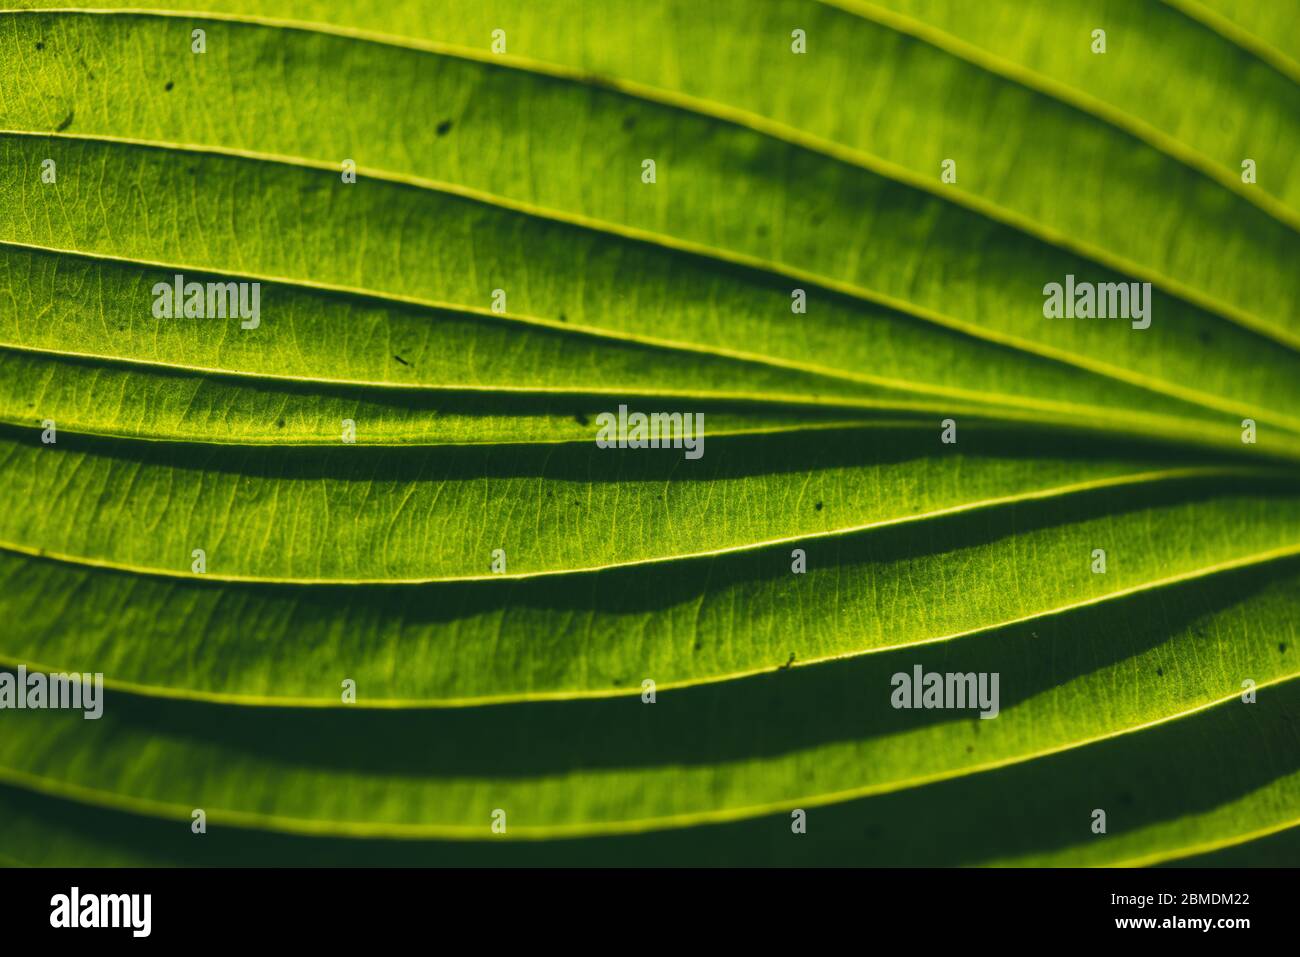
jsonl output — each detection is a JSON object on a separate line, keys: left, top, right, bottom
{"left": 1, "top": 564, "right": 1298, "bottom": 860}
{"left": 3, "top": 465, "right": 1298, "bottom": 703}
{"left": 1, "top": 1, "right": 1297, "bottom": 866}
{"left": 4, "top": 9, "right": 1300, "bottom": 431}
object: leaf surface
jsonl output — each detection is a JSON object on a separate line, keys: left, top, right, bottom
{"left": 1, "top": 1, "right": 1297, "bottom": 866}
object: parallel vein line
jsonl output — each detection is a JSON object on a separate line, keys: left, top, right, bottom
{"left": 4, "top": 338, "right": 1290, "bottom": 456}
{"left": 1, "top": 8, "right": 1297, "bottom": 350}
{"left": 0, "top": 669, "right": 1295, "bottom": 840}
{"left": 0, "top": 467, "right": 1290, "bottom": 585}
{"left": 3, "top": 136, "right": 1300, "bottom": 436}
{"left": 817, "top": 0, "right": 1300, "bottom": 230}
{"left": 1159, "top": 0, "right": 1300, "bottom": 86}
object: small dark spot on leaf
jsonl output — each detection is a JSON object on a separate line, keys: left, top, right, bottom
{"left": 35, "top": 42, "right": 44, "bottom": 51}
{"left": 779, "top": 653, "right": 796, "bottom": 670}
{"left": 622, "top": 115, "right": 636, "bottom": 132}
{"left": 693, "top": 640, "right": 702, "bottom": 651}
{"left": 436, "top": 119, "right": 453, "bottom": 136}
{"left": 392, "top": 354, "right": 411, "bottom": 367}
{"left": 557, "top": 312, "right": 567, "bottom": 323}
{"left": 1281, "top": 642, "right": 1289, "bottom": 653}
{"left": 276, "top": 418, "right": 286, "bottom": 429}
{"left": 1156, "top": 667, "right": 1164, "bottom": 677}
{"left": 611, "top": 678, "right": 622, "bottom": 686}
{"left": 965, "top": 745, "right": 974, "bottom": 753}
{"left": 814, "top": 501, "right": 823, "bottom": 511}
{"left": 574, "top": 413, "right": 589, "bottom": 427}
{"left": 55, "top": 110, "right": 74, "bottom": 132}
{"left": 165, "top": 81, "right": 174, "bottom": 92}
